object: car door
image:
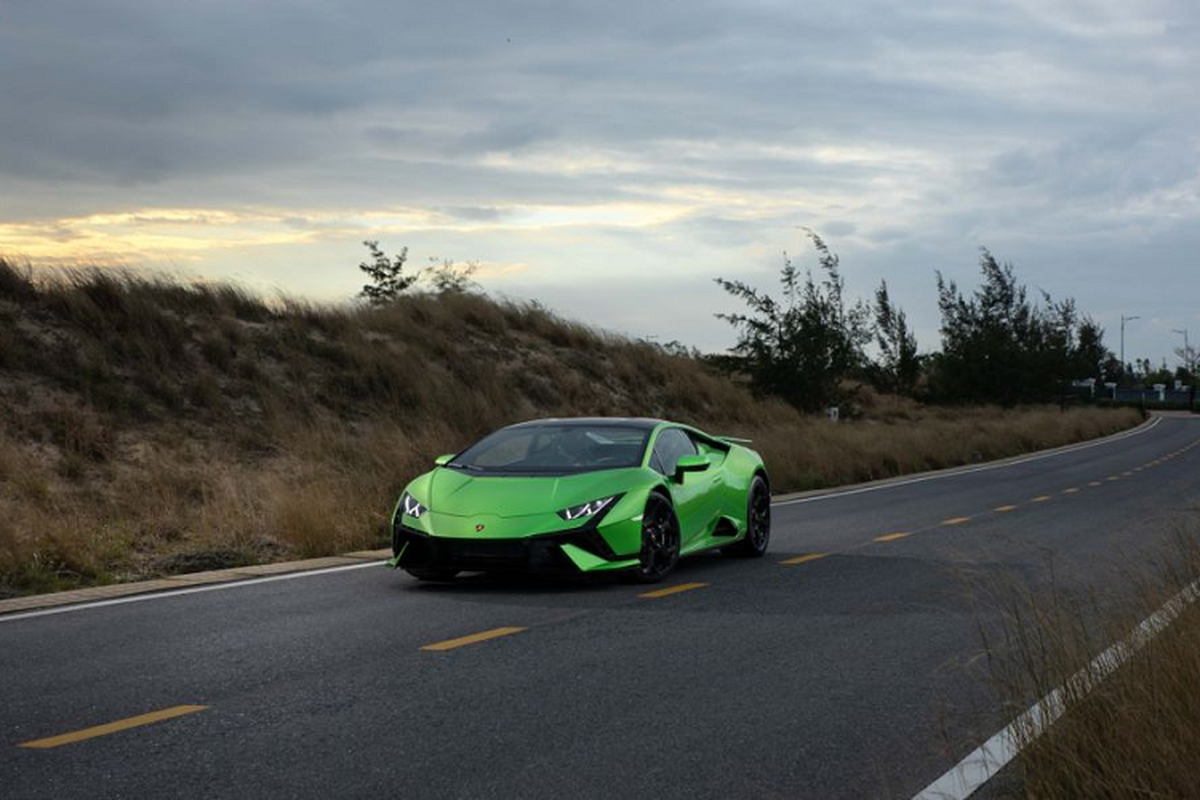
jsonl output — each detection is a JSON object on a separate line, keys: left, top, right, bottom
{"left": 688, "top": 433, "right": 730, "bottom": 525}
{"left": 649, "top": 428, "right": 719, "bottom": 547}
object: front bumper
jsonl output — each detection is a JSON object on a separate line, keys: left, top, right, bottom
{"left": 391, "top": 522, "right": 639, "bottom": 575}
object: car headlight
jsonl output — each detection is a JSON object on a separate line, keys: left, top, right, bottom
{"left": 400, "top": 492, "right": 428, "bottom": 518}
{"left": 557, "top": 495, "right": 618, "bottom": 521}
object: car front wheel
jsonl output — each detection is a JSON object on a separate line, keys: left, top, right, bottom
{"left": 634, "top": 493, "right": 680, "bottom": 583}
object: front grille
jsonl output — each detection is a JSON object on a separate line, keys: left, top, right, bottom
{"left": 392, "top": 523, "right": 620, "bottom": 574}
{"left": 443, "top": 538, "right": 528, "bottom": 564}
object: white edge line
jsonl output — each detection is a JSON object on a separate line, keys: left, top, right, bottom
{"left": 773, "top": 417, "right": 1161, "bottom": 507}
{"left": 913, "top": 576, "right": 1200, "bottom": 799}
{"left": 0, "top": 561, "right": 386, "bottom": 624}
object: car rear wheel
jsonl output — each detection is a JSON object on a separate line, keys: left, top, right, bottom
{"left": 634, "top": 493, "right": 680, "bottom": 583}
{"left": 405, "top": 567, "right": 460, "bottom": 582}
{"left": 724, "top": 475, "right": 770, "bottom": 557}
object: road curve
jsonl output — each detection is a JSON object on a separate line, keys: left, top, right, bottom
{"left": 3, "top": 415, "right": 1199, "bottom": 799}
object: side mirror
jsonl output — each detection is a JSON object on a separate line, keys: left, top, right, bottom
{"left": 673, "top": 454, "right": 710, "bottom": 482}
{"left": 434, "top": 454, "right": 456, "bottom": 467}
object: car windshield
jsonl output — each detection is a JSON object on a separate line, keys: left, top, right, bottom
{"left": 448, "top": 424, "right": 650, "bottom": 475}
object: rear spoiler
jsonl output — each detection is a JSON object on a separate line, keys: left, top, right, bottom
{"left": 716, "top": 436, "right": 753, "bottom": 445}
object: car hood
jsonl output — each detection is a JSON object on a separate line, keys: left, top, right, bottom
{"left": 423, "top": 467, "right": 643, "bottom": 518}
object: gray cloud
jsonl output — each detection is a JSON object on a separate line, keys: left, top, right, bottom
{"left": 1, "top": 0, "right": 1198, "bottom": 362}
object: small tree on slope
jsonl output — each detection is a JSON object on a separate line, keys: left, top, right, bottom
{"left": 715, "top": 230, "right": 870, "bottom": 412}
{"left": 359, "top": 240, "right": 420, "bottom": 305}
{"left": 874, "top": 279, "right": 920, "bottom": 395}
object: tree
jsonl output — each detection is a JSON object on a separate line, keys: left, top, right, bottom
{"left": 932, "top": 248, "right": 1105, "bottom": 404}
{"left": 934, "top": 250, "right": 1031, "bottom": 404}
{"left": 873, "top": 280, "right": 920, "bottom": 395}
{"left": 358, "top": 240, "right": 420, "bottom": 304}
{"left": 715, "top": 230, "right": 870, "bottom": 412}
{"left": 426, "top": 257, "right": 480, "bottom": 294}
{"left": 1100, "top": 355, "right": 1125, "bottom": 385}
{"left": 1142, "top": 359, "right": 1174, "bottom": 387}
{"left": 1071, "top": 317, "right": 1110, "bottom": 381}
{"left": 1174, "top": 343, "right": 1198, "bottom": 380}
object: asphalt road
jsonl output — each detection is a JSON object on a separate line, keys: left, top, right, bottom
{"left": 3, "top": 415, "right": 1200, "bottom": 799}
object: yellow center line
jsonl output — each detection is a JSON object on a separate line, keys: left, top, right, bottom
{"left": 994, "top": 505, "right": 1019, "bottom": 512}
{"left": 779, "top": 553, "right": 829, "bottom": 566}
{"left": 873, "top": 532, "right": 911, "bottom": 542}
{"left": 1062, "top": 487, "right": 1079, "bottom": 494}
{"left": 639, "top": 582, "right": 709, "bottom": 598}
{"left": 18, "top": 705, "right": 208, "bottom": 749}
{"left": 942, "top": 517, "right": 972, "bottom": 526}
{"left": 421, "top": 626, "right": 527, "bottom": 652}
{"left": 1031, "top": 495, "right": 1052, "bottom": 503}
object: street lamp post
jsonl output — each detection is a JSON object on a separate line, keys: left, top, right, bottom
{"left": 1120, "top": 314, "right": 1140, "bottom": 383}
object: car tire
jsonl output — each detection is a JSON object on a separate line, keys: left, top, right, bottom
{"left": 633, "top": 493, "right": 681, "bottom": 583}
{"left": 724, "top": 475, "right": 770, "bottom": 558}
{"left": 405, "top": 567, "right": 460, "bottom": 582}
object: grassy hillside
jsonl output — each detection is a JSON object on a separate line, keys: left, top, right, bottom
{"left": 0, "top": 260, "right": 1140, "bottom": 596}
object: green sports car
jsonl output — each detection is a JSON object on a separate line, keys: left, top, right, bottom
{"left": 387, "top": 417, "right": 771, "bottom": 583}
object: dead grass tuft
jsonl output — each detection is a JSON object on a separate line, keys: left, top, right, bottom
{"left": 982, "top": 527, "right": 1200, "bottom": 798}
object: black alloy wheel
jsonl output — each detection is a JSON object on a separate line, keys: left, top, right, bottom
{"left": 635, "top": 493, "right": 680, "bottom": 583}
{"left": 725, "top": 475, "right": 771, "bottom": 557}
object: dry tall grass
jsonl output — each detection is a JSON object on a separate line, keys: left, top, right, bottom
{"left": 0, "top": 259, "right": 1140, "bottom": 596}
{"left": 982, "top": 527, "right": 1200, "bottom": 798}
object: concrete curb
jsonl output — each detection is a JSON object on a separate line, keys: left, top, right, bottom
{"left": 0, "top": 412, "right": 1169, "bottom": 617}
{"left": 0, "top": 550, "right": 391, "bottom": 617}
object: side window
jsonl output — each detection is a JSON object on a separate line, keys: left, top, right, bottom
{"left": 690, "top": 434, "right": 723, "bottom": 460}
{"left": 650, "top": 428, "right": 696, "bottom": 476}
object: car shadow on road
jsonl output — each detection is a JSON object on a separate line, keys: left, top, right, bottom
{"left": 392, "top": 550, "right": 754, "bottom": 605}
{"left": 392, "top": 544, "right": 1048, "bottom": 620}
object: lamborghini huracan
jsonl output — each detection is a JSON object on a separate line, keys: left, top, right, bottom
{"left": 387, "top": 418, "right": 771, "bottom": 582}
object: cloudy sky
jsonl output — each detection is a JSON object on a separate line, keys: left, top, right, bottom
{"left": 2, "top": 0, "right": 1197, "bottom": 363}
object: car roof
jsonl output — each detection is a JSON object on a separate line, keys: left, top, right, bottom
{"left": 505, "top": 417, "right": 665, "bottom": 431}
